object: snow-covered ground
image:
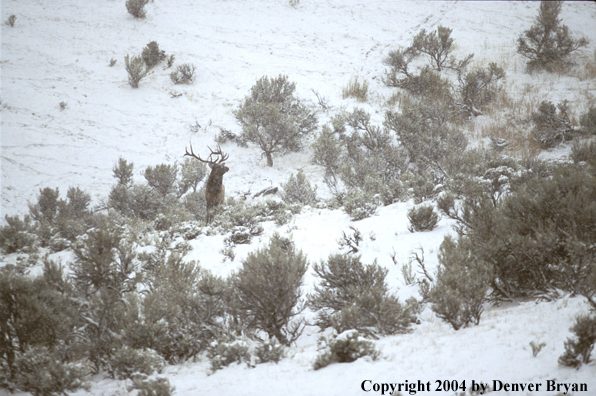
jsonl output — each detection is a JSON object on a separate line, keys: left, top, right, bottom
{"left": 2, "top": 0, "right": 596, "bottom": 395}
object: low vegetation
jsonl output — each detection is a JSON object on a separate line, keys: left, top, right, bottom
{"left": 1, "top": 1, "right": 595, "bottom": 392}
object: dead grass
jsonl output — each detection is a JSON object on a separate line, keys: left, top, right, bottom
{"left": 342, "top": 76, "right": 369, "bottom": 102}
{"left": 476, "top": 115, "right": 542, "bottom": 159}
{"left": 383, "top": 91, "right": 401, "bottom": 109}
{"left": 578, "top": 49, "right": 596, "bottom": 81}
{"left": 472, "top": 82, "right": 543, "bottom": 159}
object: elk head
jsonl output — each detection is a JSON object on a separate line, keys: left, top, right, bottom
{"left": 184, "top": 143, "right": 229, "bottom": 222}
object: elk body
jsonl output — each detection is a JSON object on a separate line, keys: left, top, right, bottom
{"left": 185, "top": 144, "right": 229, "bottom": 222}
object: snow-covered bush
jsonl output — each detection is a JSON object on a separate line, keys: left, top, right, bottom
{"left": 429, "top": 236, "right": 491, "bottom": 330}
{"left": 0, "top": 215, "right": 36, "bottom": 254}
{"left": 385, "top": 100, "right": 467, "bottom": 173}
{"left": 309, "top": 254, "right": 420, "bottom": 337}
{"left": 170, "top": 63, "right": 196, "bottom": 85}
{"left": 126, "top": 255, "right": 227, "bottom": 363}
{"left": 13, "top": 346, "right": 89, "bottom": 396}
{"left": 108, "top": 159, "right": 204, "bottom": 224}
{"left": 311, "top": 123, "right": 343, "bottom": 185}
{"left": 224, "top": 225, "right": 264, "bottom": 245}
{"left": 337, "top": 225, "right": 362, "bottom": 254}
{"left": 531, "top": 100, "right": 574, "bottom": 149}
{"left": 108, "top": 347, "right": 165, "bottom": 380}
{"left": 281, "top": 170, "right": 317, "bottom": 205}
{"left": 129, "top": 376, "right": 175, "bottom": 396}
{"left": 400, "top": 171, "right": 440, "bottom": 204}
{"left": 234, "top": 75, "right": 318, "bottom": 167}
{"left": 142, "top": 41, "right": 166, "bottom": 69}
{"left": 558, "top": 314, "right": 596, "bottom": 368}
{"left": 124, "top": 54, "right": 149, "bottom": 88}
{"left": 230, "top": 233, "right": 308, "bottom": 345}
{"left": 312, "top": 110, "right": 407, "bottom": 205}
{"left": 127, "top": 184, "right": 164, "bottom": 220}
{"left": 214, "top": 127, "right": 247, "bottom": 147}
{"left": 126, "top": 0, "right": 149, "bottom": 18}
{"left": 254, "top": 338, "right": 286, "bottom": 364}
{"left": 407, "top": 203, "right": 439, "bottom": 232}
{"left": 440, "top": 148, "right": 522, "bottom": 205}
{"left": 71, "top": 223, "right": 139, "bottom": 369}
{"left": 179, "top": 157, "right": 208, "bottom": 194}
{"left": 207, "top": 339, "right": 250, "bottom": 372}
{"left": 182, "top": 190, "right": 208, "bottom": 222}
{"left": 144, "top": 164, "right": 178, "bottom": 197}
{"left": 342, "top": 190, "right": 379, "bottom": 221}
{"left": 440, "top": 162, "right": 596, "bottom": 301}
{"left": 313, "top": 330, "right": 380, "bottom": 370}
{"left": 252, "top": 199, "right": 301, "bottom": 225}
{"left": 215, "top": 202, "right": 264, "bottom": 244}
{"left": 517, "top": 1, "right": 588, "bottom": 72}
{"left": 0, "top": 264, "right": 80, "bottom": 387}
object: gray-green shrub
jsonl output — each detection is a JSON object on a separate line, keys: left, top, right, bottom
{"left": 429, "top": 236, "right": 492, "bottom": 330}
{"left": 407, "top": 204, "right": 439, "bottom": 232}
{"left": 342, "top": 191, "right": 379, "bottom": 221}
{"left": 129, "top": 376, "right": 175, "bottom": 396}
{"left": 207, "top": 339, "right": 250, "bottom": 372}
{"left": 108, "top": 347, "right": 164, "bottom": 380}
{"left": 142, "top": 41, "right": 166, "bottom": 69}
{"left": 313, "top": 330, "right": 380, "bottom": 370}
{"left": 230, "top": 233, "right": 308, "bottom": 345}
{"left": 410, "top": 25, "right": 455, "bottom": 72}
{"left": 124, "top": 54, "right": 149, "bottom": 88}
{"left": 580, "top": 107, "right": 596, "bottom": 135}
{"left": 0, "top": 264, "right": 80, "bottom": 388}
{"left": 308, "top": 254, "right": 420, "bottom": 337}
{"left": 385, "top": 100, "right": 467, "bottom": 172}
{"left": 144, "top": 164, "right": 178, "bottom": 197}
{"left": 254, "top": 338, "right": 286, "bottom": 364}
{"left": 5, "top": 15, "right": 16, "bottom": 27}
{"left": 558, "top": 314, "right": 596, "bottom": 368}
{"left": 13, "top": 346, "right": 88, "bottom": 396}
{"left": 170, "top": 63, "right": 196, "bottom": 85}
{"left": 281, "top": 170, "right": 317, "bottom": 205}
{"left": 531, "top": 100, "right": 574, "bottom": 149}
{"left": 456, "top": 63, "right": 505, "bottom": 117}
{"left": 234, "top": 75, "right": 317, "bottom": 167}
{"left": 517, "top": 1, "right": 588, "bottom": 72}
{"left": 571, "top": 140, "right": 596, "bottom": 170}
{"left": 126, "top": 254, "right": 227, "bottom": 363}
{"left": 0, "top": 215, "right": 36, "bottom": 254}
{"left": 126, "top": 0, "right": 149, "bottom": 18}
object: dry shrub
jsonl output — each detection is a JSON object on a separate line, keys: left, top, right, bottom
{"left": 342, "top": 76, "right": 369, "bottom": 102}
{"left": 472, "top": 82, "right": 543, "bottom": 159}
{"left": 477, "top": 116, "right": 541, "bottom": 159}
{"left": 384, "top": 91, "right": 401, "bottom": 108}
{"left": 579, "top": 49, "right": 596, "bottom": 81}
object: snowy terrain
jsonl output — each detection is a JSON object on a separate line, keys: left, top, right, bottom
{"left": 2, "top": 0, "right": 596, "bottom": 395}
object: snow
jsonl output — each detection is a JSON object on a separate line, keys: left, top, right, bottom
{"left": 2, "top": 0, "right": 596, "bottom": 395}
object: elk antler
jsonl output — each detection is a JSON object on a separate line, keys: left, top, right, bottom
{"left": 185, "top": 143, "right": 229, "bottom": 165}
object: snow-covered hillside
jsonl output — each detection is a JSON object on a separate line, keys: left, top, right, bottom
{"left": 2, "top": 0, "right": 596, "bottom": 395}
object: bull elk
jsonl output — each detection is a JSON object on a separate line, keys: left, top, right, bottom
{"left": 184, "top": 143, "right": 229, "bottom": 223}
